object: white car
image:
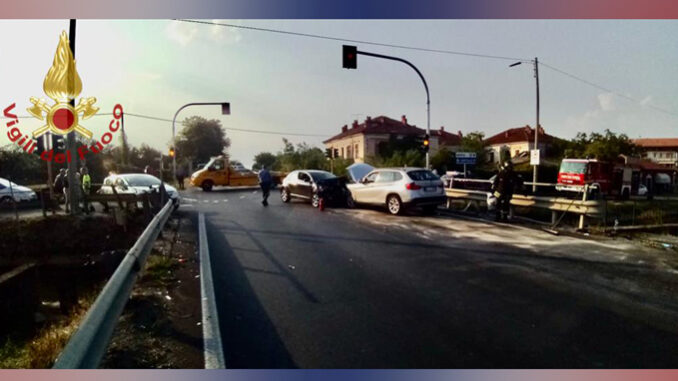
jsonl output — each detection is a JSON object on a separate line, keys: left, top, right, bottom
{"left": 99, "top": 173, "right": 180, "bottom": 208}
{"left": 0, "top": 177, "right": 38, "bottom": 205}
{"left": 346, "top": 164, "right": 446, "bottom": 215}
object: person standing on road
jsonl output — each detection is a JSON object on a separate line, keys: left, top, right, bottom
{"left": 491, "top": 161, "right": 519, "bottom": 222}
{"left": 80, "top": 167, "right": 92, "bottom": 214}
{"left": 176, "top": 165, "right": 187, "bottom": 190}
{"left": 258, "top": 165, "right": 272, "bottom": 207}
{"left": 63, "top": 169, "right": 70, "bottom": 213}
{"left": 53, "top": 168, "right": 66, "bottom": 207}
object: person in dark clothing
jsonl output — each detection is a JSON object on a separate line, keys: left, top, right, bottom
{"left": 176, "top": 166, "right": 187, "bottom": 190}
{"left": 258, "top": 165, "right": 272, "bottom": 206}
{"left": 53, "top": 168, "right": 66, "bottom": 206}
{"left": 491, "top": 161, "right": 520, "bottom": 222}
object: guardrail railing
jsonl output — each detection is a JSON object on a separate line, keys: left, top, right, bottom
{"left": 52, "top": 200, "right": 174, "bottom": 369}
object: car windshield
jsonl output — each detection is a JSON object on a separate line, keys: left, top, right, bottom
{"left": 560, "top": 161, "right": 587, "bottom": 174}
{"left": 310, "top": 171, "right": 336, "bottom": 181}
{"left": 407, "top": 170, "right": 439, "bottom": 181}
{"left": 120, "top": 174, "right": 161, "bottom": 187}
{"left": 0, "top": 178, "right": 19, "bottom": 188}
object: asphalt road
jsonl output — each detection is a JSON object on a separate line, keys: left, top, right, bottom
{"left": 182, "top": 187, "right": 678, "bottom": 368}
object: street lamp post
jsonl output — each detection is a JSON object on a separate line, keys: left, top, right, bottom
{"left": 510, "top": 57, "right": 540, "bottom": 193}
{"left": 171, "top": 102, "right": 230, "bottom": 182}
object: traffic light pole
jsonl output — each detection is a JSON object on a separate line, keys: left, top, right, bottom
{"left": 67, "top": 19, "right": 78, "bottom": 215}
{"left": 172, "top": 102, "right": 230, "bottom": 183}
{"left": 355, "top": 50, "right": 431, "bottom": 168}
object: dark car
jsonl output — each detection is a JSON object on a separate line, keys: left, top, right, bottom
{"left": 280, "top": 170, "right": 350, "bottom": 208}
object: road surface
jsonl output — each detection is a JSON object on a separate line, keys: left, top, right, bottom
{"left": 182, "top": 187, "right": 678, "bottom": 368}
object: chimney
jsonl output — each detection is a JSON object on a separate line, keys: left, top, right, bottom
{"left": 458, "top": 130, "right": 463, "bottom": 138}
{"left": 352, "top": 120, "right": 359, "bottom": 129}
{"left": 401, "top": 115, "right": 408, "bottom": 125}
{"left": 341, "top": 125, "right": 348, "bottom": 133}
{"left": 439, "top": 126, "right": 445, "bottom": 132}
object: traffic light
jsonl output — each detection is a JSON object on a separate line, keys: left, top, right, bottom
{"left": 421, "top": 134, "right": 430, "bottom": 153}
{"left": 35, "top": 136, "right": 45, "bottom": 156}
{"left": 342, "top": 45, "right": 357, "bottom": 69}
{"left": 52, "top": 134, "right": 66, "bottom": 154}
{"left": 325, "top": 148, "right": 332, "bottom": 159}
{"left": 169, "top": 147, "right": 175, "bottom": 157}
{"left": 333, "top": 148, "right": 339, "bottom": 158}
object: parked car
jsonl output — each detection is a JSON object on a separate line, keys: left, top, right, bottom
{"left": 280, "top": 170, "right": 350, "bottom": 208}
{"left": 346, "top": 164, "right": 446, "bottom": 215}
{"left": 98, "top": 173, "right": 181, "bottom": 208}
{"left": 0, "top": 177, "right": 37, "bottom": 206}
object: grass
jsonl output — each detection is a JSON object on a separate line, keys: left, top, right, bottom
{"left": 143, "top": 253, "right": 177, "bottom": 287}
{"left": 0, "top": 292, "right": 96, "bottom": 369}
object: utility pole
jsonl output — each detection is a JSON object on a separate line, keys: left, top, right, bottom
{"left": 509, "top": 57, "right": 540, "bottom": 193}
{"left": 533, "top": 57, "right": 540, "bottom": 193}
{"left": 67, "top": 19, "right": 78, "bottom": 214}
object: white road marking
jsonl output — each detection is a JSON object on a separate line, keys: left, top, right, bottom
{"left": 239, "top": 196, "right": 245, "bottom": 199}
{"left": 213, "top": 200, "right": 219, "bottom": 204}
{"left": 203, "top": 200, "right": 210, "bottom": 203}
{"left": 183, "top": 197, "right": 198, "bottom": 202}
{"left": 223, "top": 199, "right": 228, "bottom": 202}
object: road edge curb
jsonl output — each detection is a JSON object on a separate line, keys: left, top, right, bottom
{"left": 198, "top": 212, "right": 226, "bottom": 369}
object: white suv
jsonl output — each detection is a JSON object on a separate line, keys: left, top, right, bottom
{"left": 346, "top": 164, "right": 446, "bottom": 215}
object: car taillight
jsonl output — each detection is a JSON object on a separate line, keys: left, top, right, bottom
{"left": 406, "top": 182, "right": 421, "bottom": 190}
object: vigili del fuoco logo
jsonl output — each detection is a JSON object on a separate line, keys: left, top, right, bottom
{"left": 3, "top": 30, "right": 123, "bottom": 163}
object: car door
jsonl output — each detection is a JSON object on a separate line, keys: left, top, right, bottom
{"left": 296, "top": 171, "right": 313, "bottom": 199}
{"left": 368, "top": 171, "right": 397, "bottom": 204}
{"left": 353, "top": 171, "right": 381, "bottom": 204}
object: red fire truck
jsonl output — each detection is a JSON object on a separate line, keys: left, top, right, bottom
{"left": 556, "top": 158, "right": 640, "bottom": 198}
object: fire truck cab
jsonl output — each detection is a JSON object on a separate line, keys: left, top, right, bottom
{"left": 557, "top": 158, "right": 638, "bottom": 199}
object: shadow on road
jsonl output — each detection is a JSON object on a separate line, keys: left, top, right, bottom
{"left": 203, "top": 216, "right": 297, "bottom": 368}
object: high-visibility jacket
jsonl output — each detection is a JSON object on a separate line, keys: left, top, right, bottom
{"left": 82, "top": 174, "right": 92, "bottom": 194}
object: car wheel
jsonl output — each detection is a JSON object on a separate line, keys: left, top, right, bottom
{"left": 281, "top": 188, "right": 291, "bottom": 203}
{"left": 386, "top": 194, "right": 403, "bottom": 215}
{"left": 0, "top": 196, "right": 13, "bottom": 207}
{"left": 346, "top": 193, "right": 355, "bottom": 209}
{"left": 311, "top": 193, "right": 320, "bottom": 208}
{"left": 201, "top": 180, "right": 214, "bottom": 192}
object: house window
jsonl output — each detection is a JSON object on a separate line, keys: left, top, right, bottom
{"left": 355, "top": 144, "right": 359, "bottom": 158}
{"left": 341, "top": 147, "right": 344, "bottom": 158}
{"left": 347, "top": 146, "right": 352, "bottom": 159}
{"left": 515, "top": 150, "right": 519, "bottom": 157}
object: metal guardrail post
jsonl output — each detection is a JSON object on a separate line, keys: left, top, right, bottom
{"left": 53, "top": 200, "right": 174, "bottom": 369}
{"left": 198, "top": 212, "right": 226, "bottom": 368}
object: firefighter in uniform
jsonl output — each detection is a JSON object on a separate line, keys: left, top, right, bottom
{"left": 492, "top": 161, "right": 520, "bottom": 222}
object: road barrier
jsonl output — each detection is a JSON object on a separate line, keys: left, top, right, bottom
{"left": 198, "top": 213, "right": 226, "bottom": 368}
{"left": 52, "top": 200, "right": 174, "bottom": 369}
{"left": 445, "top": 187, "right": 601, "bottom": 229}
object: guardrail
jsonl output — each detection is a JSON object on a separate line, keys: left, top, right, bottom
{"left": 52, "top": 200, "right": 174, "bottom": 369}
{"left": 445, "top": 187, "right": 599, "bottom": 229}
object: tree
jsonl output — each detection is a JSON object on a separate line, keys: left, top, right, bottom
{"left": 430, "top": 148, "right": 455, "bottom": 174}
{"left": 563, "top": 129, "right": 637, "bottom": 161}
{"left": 459, "top": 131, "right": 486, "bottom": 164}
{"left": 0, "top": 145, "right": 45, "bottom": 184}
{"left": 252, "top": 152, "right": 277, "bottom": 171}
{"left": 175, "top": 116, "right": 230, "bottom": 165}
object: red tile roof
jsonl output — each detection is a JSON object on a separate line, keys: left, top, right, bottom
{"left": 631, "top": 138, "right": 678, "bottom": 148}
{"left": 484, "top": 125, "right": 553, "bottom": 146}
{"left": 324, "top": 116, "right": 462, "bottom": 146}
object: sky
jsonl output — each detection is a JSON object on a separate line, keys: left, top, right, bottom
{"left": 0, "top": 19, "right": 676, "bottom": 167}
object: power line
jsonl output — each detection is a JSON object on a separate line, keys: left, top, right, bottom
{"left": 0, "top": 111, "right": 330, "bottom": 137}
{"left": 176, "top": 19, "right": 677, "bottom": 119}
{"left": 539, "top": 61, "right": 678, "bottom": 117}
{"left": 174, "top": 19, "right": 531, "bottom": 63}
